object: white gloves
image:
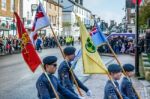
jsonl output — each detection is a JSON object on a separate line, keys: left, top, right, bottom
{"left": 78, "top": 96, "right": 85, "bottom": 99}
{"left": 86, "top": 90, "right": 92, "bottom": 97}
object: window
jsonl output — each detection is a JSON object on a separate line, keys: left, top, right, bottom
{"left": 1, "top": 0, "right": 6, "bottom": 10}
{"left": 49, "top": 4, "right": 51, "bottom": 9}
{"left": 11, "top": 0, "right": 14, "bottom": 12}
{"left": 27, "top": 11, "right": 29, "bottom": 19}
{"left": 55, "top": 5, "right": 57, "bottom": 11}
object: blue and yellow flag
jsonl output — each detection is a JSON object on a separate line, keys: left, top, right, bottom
{"left": 90, "top": 20, "right": 107, "bottom": 47}
{"left": 76, "top": 16, "right": 107, "bottom": 74}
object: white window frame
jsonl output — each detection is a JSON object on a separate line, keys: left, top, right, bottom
{"left": 1, "top": 0, "right": 7, "bottom": 11}
{"left": 11, "top": 0, "right": 14, "bottom": 12}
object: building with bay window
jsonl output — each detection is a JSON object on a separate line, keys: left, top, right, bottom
{"left": 0, "top": 0, "right": 19, "bottom": 37}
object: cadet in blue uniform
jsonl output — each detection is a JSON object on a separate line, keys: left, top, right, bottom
{"left": 58, "top": 47, "right": 92, "bottom": 97}
{"left": 104, "top": 64, "right": 122, "bottom": 99}
{"left": 120, "top": 64, "right": 138, "bottom": 99}
{"left": 36, "top": 56, "right": 80, "bottom": 99}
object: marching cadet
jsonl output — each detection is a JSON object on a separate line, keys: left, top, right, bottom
{"left": 104, "top": 64, "right": 122, "bottom": 99}
{"left": 36, "top": 56, "right": 81, "bottom": 99}
{"left": 58, "top": 47, "right": 92, "bottom": 97}
{"left": 120, "top": 64, "right": 138, "bottom": 99}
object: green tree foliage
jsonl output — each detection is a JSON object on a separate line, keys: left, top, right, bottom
{"left": 139, "top": 3, "right": 150, "bottom": 28}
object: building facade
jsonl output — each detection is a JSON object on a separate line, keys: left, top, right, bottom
{"left": 125, "top": 0, "right": 136, "bottom": 33}
{"left": 20, "top": 0, "right": 63, "bottom": 37}
{"left": 46, "top": 0, "right": 63, "bottom": 36}
{"left": 60, "top": 0, "right": 92, "bottom": 38}
{"left": 0, "top": 0, "right": 19, "bottom": 37}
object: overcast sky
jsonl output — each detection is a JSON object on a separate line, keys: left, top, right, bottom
{"left": 84, "top": 0, "right": 125, "bottom": 24}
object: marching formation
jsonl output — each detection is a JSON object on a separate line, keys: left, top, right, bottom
{"left": 12, "top": 2, "right": 140, "bottom": 99}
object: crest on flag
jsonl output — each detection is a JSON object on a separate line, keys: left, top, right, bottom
{"left": 85, "top": 37, "right": 96, "bottom": 53}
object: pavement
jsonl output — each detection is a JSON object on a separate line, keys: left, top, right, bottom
{"left": 0, "top": 43, "right": 113, "bottom": 99}
{"left": 81, "top": 54, "right": 150, "bottom": 99}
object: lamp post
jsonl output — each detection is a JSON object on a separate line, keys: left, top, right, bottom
{"left": 135, "top": 0, "right": 140, "bottom": 76}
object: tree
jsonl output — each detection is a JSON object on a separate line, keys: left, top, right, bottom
{"left": 139, "top": 2, "right": 150, "bottom": 29}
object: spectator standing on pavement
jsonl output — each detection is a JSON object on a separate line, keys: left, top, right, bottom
{"left": 0, "top": 37, "right": 3, "bottom": 54}
{"left": 104, "top": 64, "right": 122, "bottom": 99}
{"left": 78, "top": 36, "right": 80, "bottom": 44}
{"left": 71, "top": 36, "right": 74, "bottom": 46}
{"left": 52, "top": 37, "right": 56, "bottom": 48}
{"left": 58, "top": 46, "right": 92, "bottom": 97}
{"left": 120, "top": 64, "right": 138, "bottom": 99}
{"left": 64, "top": 36, "right": 66, "bottom": 45}
{"left": 36, "top": 37, "right": 43, "bottom": 51}
{"left": 36, "top": 56, "right": 80, "bottom": 99}
{"left": 3, "top": 37, "right": 7, "bottom": 53}
{"left": 66, "top": 36, "right": 70, "bottom": 46}
{"left": 6, "top": 38, "right": 12, "bottom": 54}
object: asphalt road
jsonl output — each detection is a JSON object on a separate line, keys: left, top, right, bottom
{"left": 0, "top": 45, "right": 112, "bottom": 99}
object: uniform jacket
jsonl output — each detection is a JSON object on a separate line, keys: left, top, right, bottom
{"left": 36, "top": 73, "right": 80, "bottom": 99}
{"left": 58, "top": 61, "right": 88, "bottom": 94}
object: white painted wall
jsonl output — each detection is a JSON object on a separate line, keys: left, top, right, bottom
{"left": 61, "top": 0, "right": 91, "bottom": 37}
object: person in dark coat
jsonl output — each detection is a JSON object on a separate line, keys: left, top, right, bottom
{"left": 58, "top": 47, "right": 92, "bottom": 97}
{"left": 120, "top": 64, "right": 138, "bottom": 99}
{"left": 36, "top": 56, "right": 81, "bottom": 99}
{"left": 104, "top": 64, "right": 122, "bottom": 99}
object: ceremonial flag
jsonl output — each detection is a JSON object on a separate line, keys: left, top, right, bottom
{"left": 14, "top": 12, "right": 42, "bottom": 72}
{"left": 132, "top": 0, "right": 142, "bottom": 5}
{"left": 70, "top": 50, "right": 82, "bottom": 70}
{"left": 90, "top": 20, "right": 107, "bottom": 47}
{"left": 76, "top": 16, "right": 107, "bottom": 74}
{"left": 30, "top": 2, "right": 50, "bottom": 44}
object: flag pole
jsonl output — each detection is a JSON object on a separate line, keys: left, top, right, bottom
{"left": 105, "top": 42, "right": 141, "bottom": 99}
{"left": 14, "top": 12, "right": 59, "bottom": 99}
{"left": 40, "top": 65, "right": 60, "bottom": 99}
{"left": 90, "top": 16, "right": 123, "bottom": 99}
{"left": 91, "top": 53, "right": 123, "bottom": 99}
{"left": 90, "top": 48, "right": 123, "bottom": 99}
{"left": 92, "top": 15, "right": 140, "bottom": 98}
{"left": 49, "top": 25, "right": 83, "bottom": 96}
{"left": 106, "top": 72, "right": 123, "bottom": 99}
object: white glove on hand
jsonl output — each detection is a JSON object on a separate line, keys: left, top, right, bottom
{"left": 78, "top": 96, "right": 85, "bottom": 99}
{"left": 86, "top": 90, "right": 92, "bottom": 96}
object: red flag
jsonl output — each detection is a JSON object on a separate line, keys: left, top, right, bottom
{"left": 132, "top": 0, "right": 142, "bottom": 5}
{"left": 14, "top": 12, "right": 42, "bottom": 72}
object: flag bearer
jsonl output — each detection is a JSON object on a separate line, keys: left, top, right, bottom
{"left": 58, "top": 46, "right": 92, "bottom": 97}
{"left": 36, "top": 56, "right": 80, "bottom": 99}
{"left": 120, "top": 64, "right": 138, "bottom": 99}
{"left": 104, "top": 64, "right": 122, "bottom": 99}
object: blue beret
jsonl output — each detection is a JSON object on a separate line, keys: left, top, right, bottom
{"left": 108, "top": 64, "right": 122, "bottom": 73}
{"left": 43, "top": 56, "right": 57, "bottom": 65}
{"left": 123, "top": 64, "right": 134, "bottom": 72}
{"left": 64, "top": 47, "right": 76, "bottom": 55}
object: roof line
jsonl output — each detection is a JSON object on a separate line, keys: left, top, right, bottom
{"left": 68, "top": 0, "right": 91, "bottom": 13}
